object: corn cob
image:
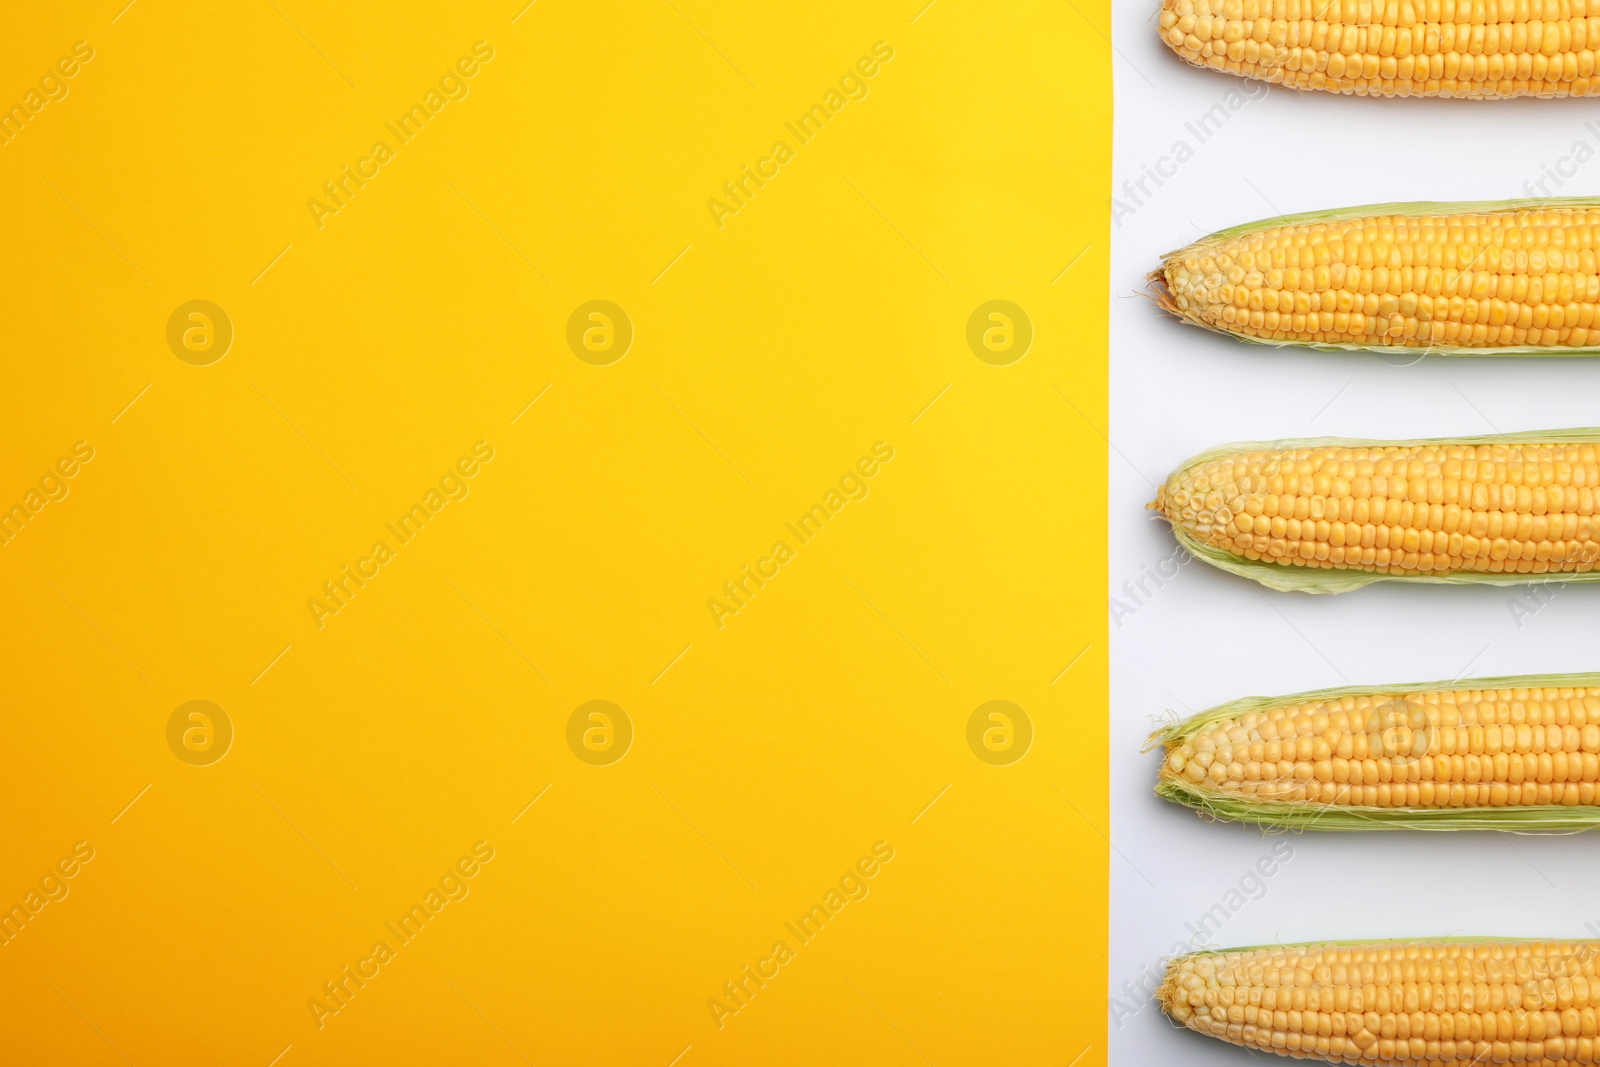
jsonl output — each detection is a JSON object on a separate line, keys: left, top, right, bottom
{"left": 1151, "top": 200, "right": 1600, "bottom": 355}
{"left": 1160, "top": 939, "right": 1600, "bottom": 1066}
{"left": 1157, "top": 0, "right": 1600, "bottom": 100}
{"left": 1155, "top": 674, "right": 1600, "bottom": 831}
{"left": 1152, "top": 431, "right": 1600, "bottom": 592}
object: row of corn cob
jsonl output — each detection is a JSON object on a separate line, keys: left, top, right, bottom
{"left": 1145, "top": 7, "right": 1600, "bottom": 1062}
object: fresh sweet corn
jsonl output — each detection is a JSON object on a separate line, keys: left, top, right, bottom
{"left": 1152, "top": 432, "right": 1600, "bottom": 592}
{"left": 1152, "top": 200, "right": 1600, "bottom": 355}
{"left": 1155, "top": 674, "right": 1600, "bottom": 831}
{"left": 1160, "top": 939, "right": 1600, "bottom": 1066}
{"left": 1157, "top": 0, "right": 1600, "bottom": 99}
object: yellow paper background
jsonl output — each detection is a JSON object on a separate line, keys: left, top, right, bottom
{"left": 0, "top": 2, "right": 1107, "bottom": 1063}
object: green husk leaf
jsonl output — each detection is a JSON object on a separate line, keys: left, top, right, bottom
{"left": 1151, "top": 196, "right": 1600, "bottom": 356}
{"left": 1158, "top": 429, "right": 1600, "bottom": 593}
{"left": 1204, "top": 196, "right": 1600, "bottom": 242}
{"left": 1151, "top": 672, "right": 1600, "bottom": 833}
{"left": 1169, "top": 935, "right": 1598, "bottom": 960}
{"left": 1155, "top": 777, "right": 1600, "bottom": 833}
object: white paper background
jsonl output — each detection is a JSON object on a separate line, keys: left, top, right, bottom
{"left": 1108, "top": 8, "right": 1600, "bottom": 1064}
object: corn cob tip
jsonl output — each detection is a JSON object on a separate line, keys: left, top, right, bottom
{"left": 1140, "top": 714, "right": 1182, "bottom": 754}
{"left": 1147, "top": 482, "right": 1168, "bottom": 516}
{"left": 1144, "top": 265, "right": 1180, "bottom": 319}
{"left": 1154, "top": 953, "right": 1192, "bottom": 1026}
